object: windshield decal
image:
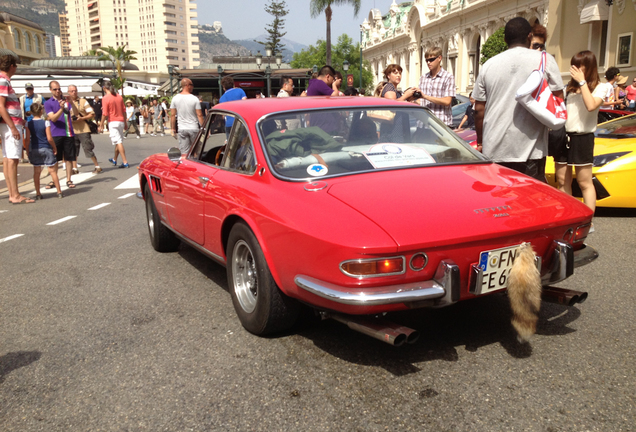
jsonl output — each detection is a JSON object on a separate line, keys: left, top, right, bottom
{"left": 363, "top": 144, "right": 436, "bottom": 169}
{"left": 307, "top": 163, "right": 329, "bottom": 176}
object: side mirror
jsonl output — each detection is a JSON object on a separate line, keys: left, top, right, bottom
{"left": 167, "top": 147, "right": 182, "bottom": 163}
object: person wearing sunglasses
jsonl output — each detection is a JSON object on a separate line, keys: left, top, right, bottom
{"left": 531, "top": 23, "right": 547, "bottom": 52}
{"left": 417, "top": 47, "right": 455, "bottom": 127}
{"left": 44, "top": 80, "right": 80, "bottom": 189}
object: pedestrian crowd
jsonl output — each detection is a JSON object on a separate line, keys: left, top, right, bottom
{"left": 0, "top": 53, "right": 194, "bottom": 204}
{"left": 2, "top": 17, "right": 635, "bottom": 213}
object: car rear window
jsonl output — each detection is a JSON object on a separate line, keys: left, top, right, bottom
{"left": 258, "top": 107, "right": 486, "bottom": 180}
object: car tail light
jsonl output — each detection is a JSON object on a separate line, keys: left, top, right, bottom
{"left": 340, "top": 257, "right": 405, "bottom": 278}
{"left": 574, "top": 223, "right": 591, "bottom": 243}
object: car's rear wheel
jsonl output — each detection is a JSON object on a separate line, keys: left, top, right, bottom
{"left": 145, "top": 184, "right": 180, "bottom": 252}
{"left": 227, "top": 222, "right": 300, "bottom": 335}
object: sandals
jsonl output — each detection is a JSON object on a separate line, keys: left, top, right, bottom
{"left": 44, "top": 181, "right": 55, "bottom": 189}
{"left": 66, "top": 181, "right": 76, "bottom": 189}
{"left": 34, "top": 194, "right": 43, "bottom": 200}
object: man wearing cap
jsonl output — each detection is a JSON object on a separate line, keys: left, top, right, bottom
{"left": 20, "top": 82, "right": 46, "bottom": 122}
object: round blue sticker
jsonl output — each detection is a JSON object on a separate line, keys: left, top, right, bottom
{"left": 307, "top": 164, "right": 328, "bottom": 176}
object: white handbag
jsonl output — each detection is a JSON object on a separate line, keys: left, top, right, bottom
{"left": 515, "top": 51, "right": 567, "bottom": 129}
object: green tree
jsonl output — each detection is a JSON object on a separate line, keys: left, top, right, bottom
{"left": 480, "top": 27, "right": 506, "bottom": 65}
{"left": 97, "top": 44, "right": 138, "bottom": 94}
{"left": 257, "top": 0, "right": 288, "bottom": 54}
{"left": 291, "top": 34, "right": 373, "bottom": 92}
{"left": 309, "top": 0, "right": 361, "bottom": 66}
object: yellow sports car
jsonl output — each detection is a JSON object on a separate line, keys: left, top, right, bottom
{"left": 546, "top": 113, "right": 636, "bottom": 208}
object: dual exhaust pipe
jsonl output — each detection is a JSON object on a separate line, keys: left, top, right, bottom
{"left": 325, "top": 286, "right": 587, "bottom": 346}
{"left": 326, "top": 313, "right": 419, "bottom": 346}
{"left": 541, "top": 286, "right": 588, "bottom": 307}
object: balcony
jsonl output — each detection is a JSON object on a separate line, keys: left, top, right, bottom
{"left": 164, "top": 21, "right": 177, "bottom": 26}
{"left": 91, "top": 27, "right": 100, "bottom": 35}
{"left": 89, "top": 10, "right": 99, "bottom": 19}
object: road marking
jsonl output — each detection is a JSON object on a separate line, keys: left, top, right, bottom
{"left": 118, "top": 193, "right": 136, "bottom": 199}
{"left": 0, "top": 210, "right": 8, "bottom": 213}
{"left": 47, "top": 216, "right": 77, "bottom": 225}
{"left": 115, "top": 174, "right": 140, "bottom": 190}
{"left": 88, "top": 203, "right": 111, "bottom": 210}
{"left": 0, "top": 234, "right": 24, "bottom": 243}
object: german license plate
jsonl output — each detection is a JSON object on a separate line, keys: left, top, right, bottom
{"left": 476, "top": 244, "right": 521, "bottom": 294}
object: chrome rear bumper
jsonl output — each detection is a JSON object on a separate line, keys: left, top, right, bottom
{"left": 295, "top": 242, "right": 598, "bottom": 308}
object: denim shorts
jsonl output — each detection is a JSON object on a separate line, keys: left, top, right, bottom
{"left": 29, "top": 146, "right": 57, "bottom": 167}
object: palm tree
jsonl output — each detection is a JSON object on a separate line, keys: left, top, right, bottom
{"left": 310, "top": 0, "right": 361, "bottom": 67}
{"left": 97, "top": 44, "right": 138, "bottom": 94}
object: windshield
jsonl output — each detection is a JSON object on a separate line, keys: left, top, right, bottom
{"left": 595, "top": 114, "right": 636, "bottom": 138}
{"left": 258, "top": 107, "right": 486, "bottom": 180}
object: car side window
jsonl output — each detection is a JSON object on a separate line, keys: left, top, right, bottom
{"left": 222, "top": 119, "right": 256, "bottom": 174}
{"left": 190, "top": 112, "right": 228, "bottom": 165}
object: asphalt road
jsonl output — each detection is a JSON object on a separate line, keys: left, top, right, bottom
{"left": 1, "top": 134, "right": 635, "bottom": 431}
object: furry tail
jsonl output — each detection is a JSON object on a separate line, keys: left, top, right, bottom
{"left": 507, "top": 243, "right": 542, "bottom": 342}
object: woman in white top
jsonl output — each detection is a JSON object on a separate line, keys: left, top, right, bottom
{"left": 554, "top": 51, "right": 604, "bottom": 212}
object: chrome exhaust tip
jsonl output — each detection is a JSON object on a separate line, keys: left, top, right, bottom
{"left": 326, "top": 313, "right": 418, "bottom": 346}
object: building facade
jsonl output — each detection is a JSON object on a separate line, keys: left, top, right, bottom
{"left": 0, "top": 12, "right": 49, "bottom": 65}
{"left": 59, "top": 12, "right": 71, "bottom": 57}
{"left": 63, "top": 0, "right": 200, "bottom": 72}
{"left": 362, "top": 0, "right": 636, "bottom": 95}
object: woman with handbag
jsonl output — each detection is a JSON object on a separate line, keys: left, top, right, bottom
{"left": 554, "top": 51, "right": 605, "bottom": 214}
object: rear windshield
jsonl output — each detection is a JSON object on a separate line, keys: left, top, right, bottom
{"left": 258, "top": 107, "right": 486, "bottom": 180}
{"left": 595, "top": 114, "right": 636, "bottom": 138}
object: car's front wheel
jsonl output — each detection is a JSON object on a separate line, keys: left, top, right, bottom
{"left": 227, "top": 222, "right": 300, "bottom": 335}
{"left": 145, "top": 183, "right": 180, "bottom": 252}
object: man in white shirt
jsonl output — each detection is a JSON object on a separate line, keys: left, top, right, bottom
{"left": 170, "top": 78, "right": 204, "bottom": 154}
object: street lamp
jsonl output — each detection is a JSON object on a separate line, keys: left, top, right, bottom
{"left": 265, "top": 64, "right": 272, "bottom": 98}
{"left": 265, "top": 47, "right": 273, "bottom": 58}
{"left": 343, "top": 60, "right": 350, "bottom": 72}
{"left": 217, "top": 64, "right": 224, "bottom": 96}
{"left": 312, "top": 64, "right": 318, "bottom": 74}
{"left": 255, "top": 51, "right": 262, "bottom": 69}
{"left": 168, "top": 64, "right": 174, "bottom": 97}
{"left": 275, "top": 52, "right": 282, "bottom": 69}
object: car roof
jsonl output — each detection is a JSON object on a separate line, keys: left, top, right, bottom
{"left": 213, "top": 96, "right": 415, "bottom": 118}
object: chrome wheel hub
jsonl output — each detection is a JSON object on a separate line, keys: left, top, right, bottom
{"left": 232, "top": 240, "right": 258, "bottom": 313}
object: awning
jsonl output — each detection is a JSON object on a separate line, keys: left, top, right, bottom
{"left": 580, "top": 0, "right": 609, "bottom": 24}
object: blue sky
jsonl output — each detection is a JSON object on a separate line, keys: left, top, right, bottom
{"left": 199, "top": 0, "right": 391, "bottom": 47}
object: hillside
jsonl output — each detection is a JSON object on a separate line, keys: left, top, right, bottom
{"left": 1, "top": 0, "right": 65, "bottom": 34}
{"left": 197, "top": 31, "right": 250, "bottom": 63}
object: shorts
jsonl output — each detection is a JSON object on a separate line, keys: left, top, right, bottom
{"left": 109, "top": 121, "right": 125, "bottom": 145}
{"left": 0, "top": 123, "right": 24, "bottom": 159}
{"left": 177, "top": 129, "right": 199, "bottom": 154}
{"left": 29, "top": 146, "right": 57, "bottom": 166}
{"left": 75, "top": 133, "right": 96, "bottom": 158}
{"left": 559, "top": 133, "right": 594, "bottom": 166}
{"left": 53, "top": 136, "right": 76, "bottom": 162}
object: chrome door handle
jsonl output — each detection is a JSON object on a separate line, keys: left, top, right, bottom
{"left": 198, "top": 176, "right": 210, "bottom": 187}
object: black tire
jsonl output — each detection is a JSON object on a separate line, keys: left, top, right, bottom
{"left": 227, "top": 222, "right": 300, "bottom": 335}
{"left": 145, "top": 184, "right": 180, "bottom": 252}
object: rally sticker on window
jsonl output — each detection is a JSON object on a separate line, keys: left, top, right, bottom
{"left": 363, "top": 144, "right": 435, "bottom": 168}
{"left": 307, "top": 164, "right": 328, "bottom": 176}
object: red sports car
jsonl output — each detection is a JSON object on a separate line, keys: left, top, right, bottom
{"left": 139, "top": 97, "right": 597, "bottom": 345}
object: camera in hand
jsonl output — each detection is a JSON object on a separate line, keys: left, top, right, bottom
{"left": 412, "top": 90, "right": 423, "bottom": 99}
{"left": 72, "top": 115, "right": 78, "bottom": 121}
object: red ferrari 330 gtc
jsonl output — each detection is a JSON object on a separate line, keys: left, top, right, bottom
{"left": 139, "top": 97, "right": 597, "bottom": 345}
